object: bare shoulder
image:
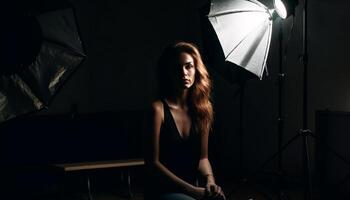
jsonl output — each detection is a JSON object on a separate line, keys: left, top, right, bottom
{"left": 152, "top": 100, "right": 163, "bottom": 111}
{"left": 151, "top": 100, "right": 164, "bottom": 120}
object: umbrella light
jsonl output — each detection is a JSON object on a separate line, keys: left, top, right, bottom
{"left": 208, "top": 0, "right": 274, "bottom": 79}
{"left": 0, "top": 5, "right": 86, "bottom": 123}
{"left": 274, "top": 0, "right": 299, "bottom": 19}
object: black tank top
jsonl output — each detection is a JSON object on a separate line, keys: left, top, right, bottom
{"left": 149, "top": 100, "right": 201, "bottom": 195}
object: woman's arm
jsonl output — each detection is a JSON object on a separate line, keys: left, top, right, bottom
{"left": 145, "top": 101, "right": 206, "bottom": 199}
{"left": 198, "top": 129, "right": 226, "bottom": 200}
{"left": 198, "top": 129, "right": 215, "bottom": 182}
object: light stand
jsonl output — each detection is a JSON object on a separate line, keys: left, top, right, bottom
{"left": 276, "top": 17, "right": 288, "bottom": 200}
{"left": 279, "top": 0, "right": 314, "bottom": 199}
{"left": 260, "top": 0, "right": 314, "bottom": 199}
{"left": 251, "top": 14, "right": 290, "bottom": 200}
{"left": 300, "top": 0, "right": 313, "bottom": 198}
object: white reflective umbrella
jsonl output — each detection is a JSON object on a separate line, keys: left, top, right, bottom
{"left": 208, "top": 0, "right": 274, "bottom": 79}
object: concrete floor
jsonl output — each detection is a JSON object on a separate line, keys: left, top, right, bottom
{"left": 61, "top": 178, "right": 317, "bottom": 200}
{"left": 8, "top": 169, "right": 325, "bottom": 200}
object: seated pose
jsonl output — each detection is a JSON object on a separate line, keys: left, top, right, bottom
{"left": 144, "top": 41, "right": 226, "bottom": 200}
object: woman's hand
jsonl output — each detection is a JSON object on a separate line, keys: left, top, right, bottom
{"left": 205, "top": 182, "right": 226, "bottom": 200}
{"left": 189, "top": 186, "right": 206, "bottom": 200}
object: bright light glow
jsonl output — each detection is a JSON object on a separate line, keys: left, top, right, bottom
{"left": 274, "top": 0, "right": 287, "bottom": 19}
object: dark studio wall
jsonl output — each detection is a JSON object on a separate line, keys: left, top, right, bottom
{"left": 41, "top": 0, "right": 202, "bottom": 113}
{"left": 277, "top": 0, "right": 350, "bottom": 179}
{"left": 237, "top": 0, "right": 350, "bottom": 180}
{"left": 30, "top": 0, "right": 350, "bottom": 182}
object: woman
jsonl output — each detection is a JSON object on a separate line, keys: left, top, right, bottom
{"left": 144, "top": 41, "right": 225, "bottom": 200}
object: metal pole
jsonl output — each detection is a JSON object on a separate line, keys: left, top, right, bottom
{"left": 239, "top": 81, "right": 246, "bottom": 174}
{"left": 300, "top": 0, "right": 313, "bottom": 199}
{"left": 277, "top": 17, "right": 289, "bottom": 200}
{"left": 278, "top": 18, "right": 285, "bottom": 175}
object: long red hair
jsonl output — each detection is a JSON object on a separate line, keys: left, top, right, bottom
{"left": 157, "top": 41, "right": 213, "bottom": 135}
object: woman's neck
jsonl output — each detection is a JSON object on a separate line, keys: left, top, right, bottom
{"left": 167, "top": 89, "right": 189, "bottom": 108}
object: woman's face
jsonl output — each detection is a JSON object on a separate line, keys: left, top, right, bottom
{"left": 171, "top": 52, "right": 196, "bottom": 90}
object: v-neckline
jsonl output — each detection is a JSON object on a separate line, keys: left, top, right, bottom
{"left": 164, "top": 100, "right": 191, "bottom": 141}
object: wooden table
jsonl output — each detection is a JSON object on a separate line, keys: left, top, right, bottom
{"left": 54, "top": 158, "right": 145, "bottom": 200}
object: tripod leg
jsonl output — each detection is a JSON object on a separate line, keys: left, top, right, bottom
{"left": 227, "top": 133, "right": 301, "bottom": 200}
{"left": 255, "top": 133, "right": 300, "bottom": 175}
{"left": 311, "top": 133, "right": 350, "bottom": 167}
{"left": 302, "top": 134, "right": 313, "bottom": 200}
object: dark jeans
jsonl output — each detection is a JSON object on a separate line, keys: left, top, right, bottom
{"left": 144, "top": 192, "right": 196, "bottom": 200}
{"left": 158, "top": 193, "right": 196, "bottom": 200}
